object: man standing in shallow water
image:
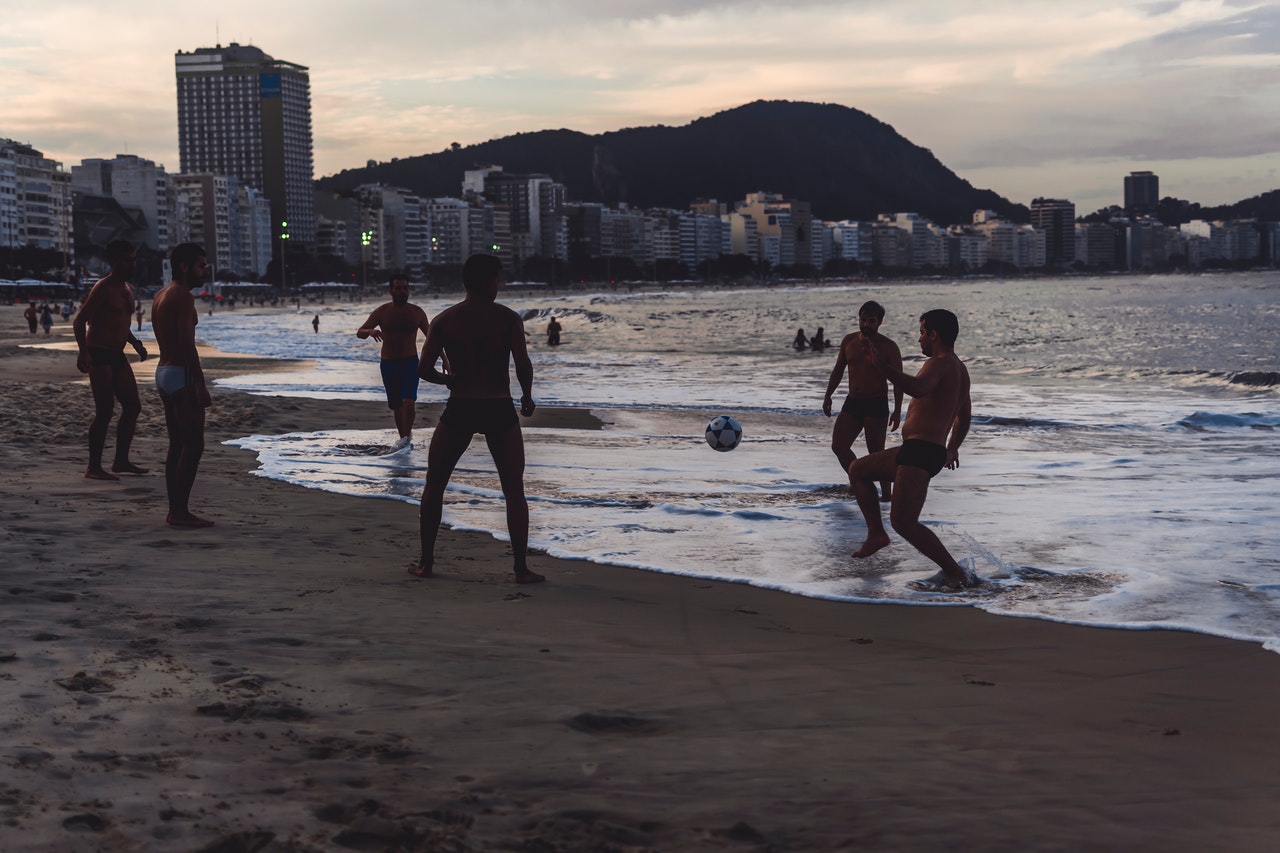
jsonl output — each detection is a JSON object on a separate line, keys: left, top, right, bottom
{"left": 356, "top": 273, "right": 436, "bottom": 452}
{"left": 848, "top": 309, "right": 976, "bottom": 591}
{"left": 151, "top": 243, "right": 214, "bottom": 528}
{"left": 411, "top": 254, "right": 544, "bottom": 584}
{"left": 73, "top": 240, "right": 149, "bottom": 480}
{"left": 822, "top": 300, "right": 903, "bottom": 501}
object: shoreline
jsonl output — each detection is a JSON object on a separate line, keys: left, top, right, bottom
{"left": 3, "top": 306, "right": 1280, "bottom": 850}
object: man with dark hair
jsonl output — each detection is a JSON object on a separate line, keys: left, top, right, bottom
{"left": 24, "top": 302, "right": 38, "bottom": 334}
{"left": 411, "top": 254, "right": 543, "bottom": 583}
{"left": 73, "top": 240, "right": 148, "bottom": 480}
{"left": 823, "top": 300, "right": 903, "bottom": 501}
{"left": 151, "top": 243, "right": 214, "bottom": 527}
{"left": 848, "top": 308, "right": 975, "bottom": 591}
{"left": 356, "top": 273, "right": 435, "bottom": 452}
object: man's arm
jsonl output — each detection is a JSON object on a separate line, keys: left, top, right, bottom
{"left": 886, "top": 340, "right": 904, "bottom": 429}
{"left": 124, "top": 287, "right": 147, "bottom": 360}
{"left": 864, "top": 337, "right": 939, "bottom": 399}
{"left": 418, "top": 323, "right": 451, "bottom": 387}
{"left": 821, "top": 341, "right": 849, "bottom": 416}
{"left": 355, "top": 306, "right": 384, "bottom": 341}
{"left": 945, "top": 364, "right": 971, "bottom": 469}
{"left": 511, "top": 315, "right": 535, "bottom": 416}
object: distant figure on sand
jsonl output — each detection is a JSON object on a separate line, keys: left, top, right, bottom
{"left": 151, "top": 243, "right": 214, "bottom": 528}
{"left": 312, "top": 314, "right": 319, "bottom": 333}
{"left": 793, "top": 328, "right": 807, "bottom": 350}
{"left": 24, "top": 302, "right": 38, "bottom": 334}
{"left": 356, "top": 273, "right": 436, "bottom": 451}
{"left": 40, "top": 304, "right": 53, "bottom": 335}
{"left": 411, "top": 253, "right": 544, "bottom": 584}
{"left": 823, "top": 301, "right": 903, "bottom": 501}
{"left": 73, "top": 240, "right": 148, "bottom": 480}
{"left": 809, "top": 326, "right": 829, "bottom": 352}
{"left": 546, "top": 316, "right": 562, "bottom": 346}
{"left": 135, "top": 303, "right": 144, "bottom": 330}
{"left": 848, "top": 309, "right": 975, "bottom": 591}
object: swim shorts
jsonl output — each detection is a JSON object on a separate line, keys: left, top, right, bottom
{"left": 896, "top": 439, "right": 948, "bottom": 478}
{"left": 439, "top": 397, "right": 520, "bottom": 438}
{"left": 86, "top": 346, "right": 128, "bottom": 370}
{"left": 379, "top": 356, "right": 421, "bottom": 409}
{"left": 154, "top": 365, "right": 192, "bottom": 398}
{"left": 841, "top": 395, "right": 890, "bottom": 419}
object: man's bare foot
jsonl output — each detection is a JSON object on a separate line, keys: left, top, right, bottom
{"left": 166, "top": 512, "right": 214, "bottom": 528}
{"left": 407, "top": 563, "right": 433, "bottom": 578}
{"left": 852, "top": 533, "right": 891, "bottom": 558}
{"left": 515, "top": 569, "right": 546, "bottom": 584}
{"left": 907, "top": 570, "right": 980, "bottom": 592}
{"left": 111, "top": 462, "right": 148, "bottom": 475}
{"left": 85, "top": 468, "right": 119, "bottom": 481}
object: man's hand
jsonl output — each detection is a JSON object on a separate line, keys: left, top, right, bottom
{"left": 945, "top": 448, "right": 960, "bottom": 470}
{"left": 198, "top": 380, "right": 212, "bottom": 409}
{"left": 131, "top": 339, "right": 147, "bottom": 361}
{"left": 358, "top": 328, "right": 384, "bottom": 342}
{"left": 75, "top": 351, "right": 88, "bottom": 374}
{"left": 822, "top": 394, "right": 833, "bottom": 417}
{"left": 890, "top": 410, "right": 901, "bottom": 431}
{"left": 860, "top": 336, "right": 882, "bottom": 369}
{"left": 520, "top": 394, "right": 536, "bottom": 417}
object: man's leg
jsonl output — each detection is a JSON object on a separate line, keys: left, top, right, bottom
{"left": 888, "top": 466, "right": 971, "bottom": 588}
{"left": 485, "top": 424, "right": 544, "bottom": 583}
{"left": 110, "top": 363, "right": 146, "bottom": 474}
{"left": 830, "top": 412, "right": 863, "bottom": 480}
{"left": 162, "top": 391, "right": 211, "bottom": 527}
{"left": 411, "top": 422, "right": 472, "bottom": 577}
{"left": 848, "top": 448, "right": 899, "bottom": 558}
{"left": 85, "top": 365, "right": 118, "bottom": 480}
{"left": 397, "top": 400, "right": 416, "bottom": 439}
{"left": 863, "top": 415, "right": 892, "bottom": 502}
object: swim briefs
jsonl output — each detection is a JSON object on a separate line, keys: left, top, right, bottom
{"left": 896, "top": 439, "right": 948, "bottom": 478}
{"left": 154, "top": 365, "right": 192, "bottom": 398}
{"left": 86, "top": 346, "right": 128, "bottom": 370}
{"left": 841, "top": 394, "right": 890, "bottom": 419}
{"left": 438, "top": 397, "right": 519, "bottom": 438}
{"left": 379, "top": 356, "right": 421, "bottom": 409}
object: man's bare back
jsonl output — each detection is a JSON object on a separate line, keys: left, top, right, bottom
{"left": 424, "top": 301, "right": 526, "bottom": 400}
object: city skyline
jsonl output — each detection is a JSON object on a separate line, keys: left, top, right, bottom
{"left": 3, "top": 1, "right": 1279, "bottom": 215}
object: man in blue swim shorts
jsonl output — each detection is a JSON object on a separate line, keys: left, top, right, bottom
{"left": 411, "top": 254, "right": 544, "bottom": 585}
{"left": 847, "top": 309, "right": 977, "bottom": 591}
{"left": 357, "top": 273, "right": 436, "bottom": 452}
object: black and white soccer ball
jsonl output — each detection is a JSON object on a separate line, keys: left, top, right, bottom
{"left": 704, "top": 415, "right": 743, "bottom": 452}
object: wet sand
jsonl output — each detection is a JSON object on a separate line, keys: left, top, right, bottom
{"left": 2, "top": 304, "right": 1279, "bottom": 851}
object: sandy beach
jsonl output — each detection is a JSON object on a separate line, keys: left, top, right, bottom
{"left": 2, "top": 304, "right": 1279, "bottom": 852}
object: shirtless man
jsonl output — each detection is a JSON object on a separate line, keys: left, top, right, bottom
{"left": 410, "top": 254, "right": 544, "bottom": 584}
{"left": 823, "top": 301, "right": 903, "bottom": 501}
{"left": 356, "top": 273, "right": 433, "bottom": 451}
{"left": 73, "top": 240, "right": 148, "bottom": 480}
{"left": 848, "top": 309, "right": 975, "bottom": 591}
{"left": 23, "top": 302, "right": 38, "bottom": 334}
{"left": 151, "top": 243, "right": 214, "bottom": 528}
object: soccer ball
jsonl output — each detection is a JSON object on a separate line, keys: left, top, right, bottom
{"left": 705, "top": 415, "right": 743, "bottom": 452}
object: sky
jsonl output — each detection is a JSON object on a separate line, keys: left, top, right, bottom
{"left": 3, "top": 0, "right": 1279, "bottom": 216}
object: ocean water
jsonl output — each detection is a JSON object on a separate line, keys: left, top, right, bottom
{"left": 181, "top": 273, "right": 1280, "bottom": 651}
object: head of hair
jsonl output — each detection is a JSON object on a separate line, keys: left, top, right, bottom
{"left": 388, "top": 272, "right": 409, "bottom": 287}
{"left": 920, "top": 309, "right": 959, "bottom": 347}
{"left": 859, "top": 300, "right": 885, "bottom": 320}
{"left": 170, "top": 242, "right": 206, "bottom": 271}
{"left": 462, "top": 253, "right": 502, "bottom": 293}
{"left": 105, "top": 240, "right": 135, "bottom": 262}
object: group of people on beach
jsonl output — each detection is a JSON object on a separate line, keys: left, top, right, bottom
{"left": 75, "top": 244, "right": 972, "bottom": 592}
{"left": 23, "top": 301, "right": 73, "bottom": 336}
{"left": 792, "top": 326, "right": 832, "bottom": 352}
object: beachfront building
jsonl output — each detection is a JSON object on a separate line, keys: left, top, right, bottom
{"left": 1183, "top": 219, "right": 1262, "bottom": 265}
{"left": 71, "top": 155, "right": 179, "bottom": 255}
{"left": 349, "top": 184, "right": 428, "bottom": 278}
{"left": 736, "top": 192, "right": 813, "bottom": 269}
{"left": 1075, "top": 222, "right": 1120, "bottom": 269}
{"left": 830, "top": 220, "right": 874, "bottom": 265}
{"left": 1029, "top": 197, "right": 1077, "bottom": 268}
{"left": 1124, "top": 171, "right": 1159, "bottom": 216}
{"left": 0, "top": 139, "right": 72, "bottom": 255}
{"left": 172, "top": 174, "right": 273, "bottom": 279}
{"left": 175, "top": 43, "right": 316, "bottom": 249}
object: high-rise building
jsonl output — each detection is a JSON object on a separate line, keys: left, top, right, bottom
{"left": 1029, "top": 197, "right": 1076, "bottom": 268}
{"left": 72, "top": 155, "right": 178, "bottom": 253}
{"left": 1, "top": 139, "right": 72, "bottom": 253}
{"left": 175, "top": 43, "right": 316, "bottom": 248}
{"left": 1124, "top": 171, "right": 1159, "bottom": 215}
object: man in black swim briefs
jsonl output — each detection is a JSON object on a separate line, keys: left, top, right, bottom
{"left": 846, "top": 309, "right": 976, "bottom": 592}
{"left": 73, "top": 240, "right": 148, "bottom": 481}
{"left": 823, "top": 301, "right": 903, "bottom": 501}
{"left": 411, "top": 253, "right": 544, "bottom": 585}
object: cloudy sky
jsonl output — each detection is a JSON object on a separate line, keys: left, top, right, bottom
{"left": 3, "top": 0, "right": 1278, "bottom": 214}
